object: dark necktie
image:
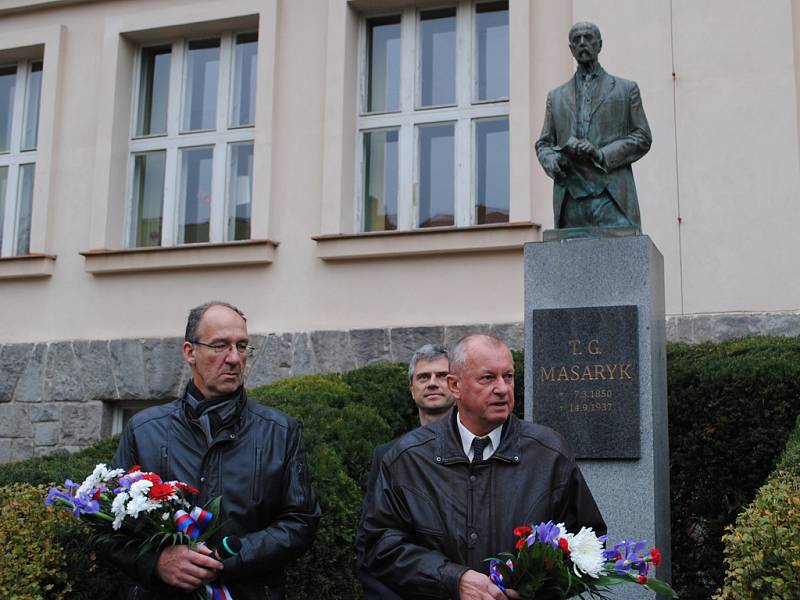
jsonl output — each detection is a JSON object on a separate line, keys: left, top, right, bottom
{"left": 471, "top": 436, "right": 490, "bottom": 463}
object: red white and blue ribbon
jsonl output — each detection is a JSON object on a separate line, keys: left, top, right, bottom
{"left": 173, "top": 507, "right": 236, "bottom": 599}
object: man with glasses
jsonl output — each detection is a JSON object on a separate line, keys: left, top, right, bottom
{"left": 104, "top": 301, "right": 321, "bottom": 600}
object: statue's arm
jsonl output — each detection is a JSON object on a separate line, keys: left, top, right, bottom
{"left": 599, "top": 82, "right": 652, "bottom": 170}
{"left": 535, "top": 92, "right": 564, "bottom": 179}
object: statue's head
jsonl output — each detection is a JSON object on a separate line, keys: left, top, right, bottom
{"left": 569, "top": 22, "right": 602, "bottom": 66}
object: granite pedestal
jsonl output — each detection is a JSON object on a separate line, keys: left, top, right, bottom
{"left": 524, "top": 235, "right": 671, "bottom": 599}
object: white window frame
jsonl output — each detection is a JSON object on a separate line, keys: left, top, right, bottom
{"left": 125, "top": 30, "right": 256, "bottom": 248}
{"left": 355, "top": 1, "right": 509, "bottom": 232}
{"left": 0, "top": 59, "right": 41, "bottom": 257}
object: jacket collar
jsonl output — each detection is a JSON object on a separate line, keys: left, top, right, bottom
{"left": 435, "top": 408, "right": 521, "bottom": 466}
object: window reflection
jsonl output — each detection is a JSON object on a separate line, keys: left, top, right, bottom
{"left": 366, "top": 16, "right": 401, "bottom": 113}
{"left": 475, "top": 2, "right": 508, "bottom": 101}
{"left": 178, "top": 146, "right": 213, "bottom": 243}
{"left": 131, "top": 151, "right": 166, "bottom": 247}
{"left": 418, "top": 123, "right": 454, "bottom": 227}
{"left": 475, "top": 117, "right": 509, "bottom": 224}
{"left": 227, "top": 142, "right": 253, "bottom": 240}
{"left": 136, "top": 46, "right": 171, "bottom": 136}
{"left": 419, "top": 9, "right": 456, "bottom": 107}
{"left": 0, "top": 66, "right": 16, "bottom": 153}
{"left": 0, "top": 166, "right": 7, "bottom": 249}
{"left": 231, "top": 33, "right": 258, "bottom": 127}
{"left": 364, "top": 129, "right": 399, "bottom": 231}
{"left": 183, "top": 39, "right": 220, "bottom": 132}
{"left": 22, "top": 62, "right": 42, "bottom": 150}
{"left": 15, "top": 164, "right": 35, "bottom": 255}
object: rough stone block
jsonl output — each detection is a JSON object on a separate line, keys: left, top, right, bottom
{"left": 665, "top": 316, "right": 677, "bottom": 342}
{"left": 34, "top": 421, "right": 60, "bottom": 446}
{"left": 350, "top": 328, "right": 392, "bottom": 367}
{"left": 248, "top": 333, "right": 293, "bottom": 387}
{"left": 30, "top": 403, "right": 60, "bottom": 422}
{"left": 389, "top": 327, "right": 445, "bottom": 363}
{"left": 0, "top": 343, "right": 33, "bottom": 402}
{"left": 9, "top": 438, "right": 33, "bottom": 463}
{"left": 45, "top": 341, "right": 87, "bottom": 402}
{"left": 13, "top": 343, "right": 47, "bottom": 402}
{"left": 311, "top": 330, "right": 355, "bottom": 373}
{"left": 0, "top": 404, "right": 32, "bottom": 437}
{"left": 109, "top": 339, "right": 149, "bottom": 400}
{"left": 764, "top": 312, "right": 800, "bottom": 337}
{"left": 444, "top": 324, "right": 493, "bottom": 350}
{"left": 0, "top": 440, "right": 11, "bottom": 464}
{"left": 73, "top": 340, "right": 118, "bottom": 400}
{"left": 288, "top": 332, "right": 315, "bottom": 376}
{"left": 490, "top": 322, "right": 524, "bottom": 351}
{"left": 60, "top": 403, "right": 103, "bottom": 446}
{"left": 712, "top": 314, "right": 763, "bottom": 341}
{"left": 143, "top": 337, "right": 185, "bottom": 400}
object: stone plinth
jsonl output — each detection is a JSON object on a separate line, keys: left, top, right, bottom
{"left": 524, "top": 235, "right": 671, "bottom": 599}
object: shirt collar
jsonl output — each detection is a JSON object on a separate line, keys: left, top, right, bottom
{"left": 576, "top": 61, "right": 602, "bottom": 80}
{"left": 456, "top": 413, "right": 504, "bottom": 462}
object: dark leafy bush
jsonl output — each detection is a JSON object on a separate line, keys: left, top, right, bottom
{"left": 713, "top": 418, "right": 800, "bottom": 599}
{"left": 667, "top": 337, "right": 800, "bottom": 599}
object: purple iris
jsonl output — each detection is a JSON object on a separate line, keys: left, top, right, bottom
{"left": 610, "top": 539, "right": 649, "bottom": 575}
{"left": 531, "top": 521, "right": 561, "bottom": 549}
{"left": 43, "top": 479, "right": 100, "bottom": 516}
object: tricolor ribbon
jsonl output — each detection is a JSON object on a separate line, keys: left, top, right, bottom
{"left": 173, "top": 507, "right": 237, "bottom": 600}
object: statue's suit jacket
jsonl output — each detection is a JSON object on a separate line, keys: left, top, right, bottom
{"left": 535, "top": 67, "right": 651, "bottom": 227}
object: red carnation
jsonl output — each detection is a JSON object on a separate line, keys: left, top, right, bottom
{"left": 92, "top": 488, "right": 103, "bottom": 500}
{"left": 513, "top": 525, "right": 532, "bottom": 538}
{"left": 650, "top": 547, "right": 662, "bottom": 567}
{"left": 637, "top": 575, "right": 647, "bottom": 585}
{"left": 175, "top": 481, "right": 200, "bottom": 495}
{"left": 558, "top": 537, "right": 570, "bottom": 554}
{"left": 128, "top": 465, "right": 142, "bottom": 474}
{"left": 148, "top": 482, "right": 177, "bottom": 501}
{"left": 515, "top": 537, "right": 526, "bottom": 551}
{"left": 141, "top": 472, "right": 162, "bottom": 484}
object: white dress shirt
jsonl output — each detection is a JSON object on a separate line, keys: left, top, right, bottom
{"left": 456, "top": 414, "right": 503, "bottom": 462}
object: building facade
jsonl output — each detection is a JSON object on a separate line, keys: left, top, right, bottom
{"left": 0, "top": 0, "right": 799, "bottom": 462}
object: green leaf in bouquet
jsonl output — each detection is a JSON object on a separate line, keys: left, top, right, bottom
{"left": 641, "top": 578, "right": 678, "bottom": 598}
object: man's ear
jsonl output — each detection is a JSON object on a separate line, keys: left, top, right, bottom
{"left": 182, "top": 341, "right": 196, "bottom": 366}
{"left": 446, "top": 373, "right": 460, "bottom": 399}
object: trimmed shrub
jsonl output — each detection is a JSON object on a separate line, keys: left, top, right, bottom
{"left": 668, "top": 337, "right": 800, "bottom": 599}
{"left": 713, "top": 417, "right": 800, "bottom": 599}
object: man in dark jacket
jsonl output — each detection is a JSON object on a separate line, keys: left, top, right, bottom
{"left": 105, "top": 301, "right": 321, "bottom": 600}
{"left": 357, "top": 343, "right": 454, "bottom": 599}
{"left": 362, "top": 334, "right": 605, "bottom": 599}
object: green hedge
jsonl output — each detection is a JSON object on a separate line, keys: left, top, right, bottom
{"left": 713, "top": 416, "right": 800, "bottom": 599}
{"left": 1, "top": 340, "right": 799, "bottom": 600}
{"left": 667, "top": 337, "right": 800, "bottom": 599}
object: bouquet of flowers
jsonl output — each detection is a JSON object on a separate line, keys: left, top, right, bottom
{"left": 486, "top": 521, "right": 677, "bottom": 599}
{"left": 44, "top": 463, "right": 233, "bottom": 600}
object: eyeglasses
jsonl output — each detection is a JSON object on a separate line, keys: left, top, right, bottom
{"left": 191, "top": 340, "right": 257, "bottom": 358}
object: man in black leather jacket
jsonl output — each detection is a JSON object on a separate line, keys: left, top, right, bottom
{"left": 361, "top": 334, "right": 605, "bottom": 599}
{"left": 104, "top": 301, "right": 321, "bottom": 600}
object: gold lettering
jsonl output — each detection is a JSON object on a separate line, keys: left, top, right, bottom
{"left": 557, "top": 367, "right": 570, "bottom": 381}
{"left": 540, "top": 367, "right": 555, "bottom": 382}
{"left": 594, "top": 365, "right": 606, "bottom": 380}
{"left": 619, "top": 363, "right": 633, "bottom": 380}
{"left": 568, "top": 339, "right": 582, "bottom": 355}
{"left": 581, "top": 366, "right": 594, "bottom": 380}
{"left": 587, "top": 339, "right": 601, "bottom": 355}
{"left": 606, "top": 364, "right": 619, "bottom": 380}
{"left": 569, "top": 365, "right": 581, "bottom": 381}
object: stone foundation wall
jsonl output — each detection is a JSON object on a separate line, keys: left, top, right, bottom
{"left": 0, "top": 312, "right": 798, "bottom": 463}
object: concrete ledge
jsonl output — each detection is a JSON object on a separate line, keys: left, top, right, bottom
{"left": 80, "top": 239, "right": 278, "bottom": 274}
{"left": 0, "top": 254, "right": 56, "bottom": 280}
{"left": 312, "top": 222, "right": 541, "bottom": 261}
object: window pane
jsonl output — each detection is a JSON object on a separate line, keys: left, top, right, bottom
{"left": 475, "top": 118, "right": 509, "bottom": 224}
{"left": 227, "top": 142, "right": 253, "bottom": 240}
{"left": 419, "top": 9, "right": 456, "bottom": 107}
{"left": 183, "top": 39, "right": 220, "bottom": 132}
{"left": 136, "top": 46, "right": 171, "bottom": 136}
{"left": 230, "top": 33, "right": 258, "bottom": 128}
{"left": 366, "top": 16, "right": 401, "bottom": 113}
{"left": 0, "top": 66, "right": 16, "bottom": 153}
{"left": 363, "top": 129, "right": 399, "bottom": 231}
{"left": 130, "top": 151, "right": 166, "bottom": 247}
{"left": 178, "top": 146, "right": 213, "bottom": 244}
{"left": 418, "top": 123, "right": 454, "bottom": 227}
{"left": 476, "top": 2, "right": 509, "bottom": 101}
{"left": 15, "top": 164, "right": 35, "bottom": 255}
{"left": 0, "top": 166, "right": 7, "bottom": 250}
{"left": 21, "top": 62, "right": 42, "bottom": 150}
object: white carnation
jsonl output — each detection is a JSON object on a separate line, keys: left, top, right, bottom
{"left": 565, "top": 527, "right": 605, "bottom": 578}
{"left": 111, "top": 492, "right": 129, "bottom": 530}
{"left": 125, "top": 494, "right": 160, "bottom": 519}
{"left": 129, "top": 479, "right": 153, "bottom": 497}
{"left": 78, "top": 463, "right": 107, "bottom": 496}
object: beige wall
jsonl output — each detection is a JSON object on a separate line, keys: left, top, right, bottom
{"left": 0, "top": 0, "right": 798, "bottom": 345}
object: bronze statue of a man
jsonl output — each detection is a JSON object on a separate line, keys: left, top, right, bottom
{"left": 536, "top": 22, "right": 651, "bottom": 234}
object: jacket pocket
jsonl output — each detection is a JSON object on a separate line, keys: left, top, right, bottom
{"left": 251, "top": 446, "right": 264, "bottom": 503}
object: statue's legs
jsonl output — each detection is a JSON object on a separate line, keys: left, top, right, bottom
{"left": 560, "top": 191, "right": 632, "bottom": 229}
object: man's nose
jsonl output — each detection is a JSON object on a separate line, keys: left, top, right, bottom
{"left": 493, "top": 377, "right": 510, "bottom": 396}
{"left": 428, "top": 375, "right": 443, "bottom": 387}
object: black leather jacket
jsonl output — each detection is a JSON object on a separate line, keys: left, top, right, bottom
{"left": 105, "top": 388, "right": 321, "bottom": 600}
{"left": 362, "top": 410, "right": 605, "bottom": 599}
